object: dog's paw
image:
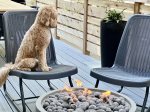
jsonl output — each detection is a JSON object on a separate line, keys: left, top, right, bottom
{"left": 48, "top": 67, "right": 52, "bottom": 71}
{"left": 41, "top": 66, "right": 51, "bottom": 72}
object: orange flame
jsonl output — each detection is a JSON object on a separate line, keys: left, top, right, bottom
{"left": 102, "top": 91, "right": 111, "bottom": 97}
{"left": 83, "top": 88, "right": 92, "bottom": 95}
{"left": 75, "top": 79, "right": 83, "bottom": 87}
{"left": 83, "top": 88, "right": 88, "bottom": 95}
{"left": 64, "top": 85, "right": 73, "bottom": 92}
{"left": 87, "top": 89, "right": 92, "bottom": 95}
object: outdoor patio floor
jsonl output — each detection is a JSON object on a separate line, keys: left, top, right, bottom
{"left": 0, "top": 38, "right": 149, "bottom": 112}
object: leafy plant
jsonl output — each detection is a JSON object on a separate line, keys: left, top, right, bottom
{"left": 104, "top": 8, "right": 126, "bottom": 23}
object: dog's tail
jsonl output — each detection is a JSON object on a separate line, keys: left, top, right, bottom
{"left": 0, "top": 63, "right": 14, "bottom": 87}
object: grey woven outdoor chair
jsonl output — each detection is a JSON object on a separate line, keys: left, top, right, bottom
{"left": 90, "top": 15, "right": 150, "bottom": 112}
{"left": 3, "top": 10, "right": 77, "bottom": 112}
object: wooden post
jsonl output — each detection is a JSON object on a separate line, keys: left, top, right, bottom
{"left": 134, "top": 2, "right": 143, "bottom": 14}
{"left": 83, "top": 0, "right": 90, "bottom": 54}
{"left": 55, "top": 0, "right": 60, "bottom": 39}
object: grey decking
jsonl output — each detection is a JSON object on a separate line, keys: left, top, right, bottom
{"left": 0, "top": 39, "right": 149, "bottom": 112}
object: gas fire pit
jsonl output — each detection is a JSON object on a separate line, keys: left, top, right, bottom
{"left": 36, "top": 87, "right": 136, "bottom": 112}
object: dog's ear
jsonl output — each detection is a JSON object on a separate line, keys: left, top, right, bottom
{"left": 37, "top": 6, "right": 52, "bottom": 26}
{"left": 49, "top": 7, "right": 57, "bottom": 28}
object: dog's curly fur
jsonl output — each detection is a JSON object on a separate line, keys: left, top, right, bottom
{"left": 0, "top": 5, "right": 57, "bottom": 86}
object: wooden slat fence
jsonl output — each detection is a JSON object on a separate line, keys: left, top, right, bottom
{"left": 36, "top": 0, "right": 150, "bottom": 56}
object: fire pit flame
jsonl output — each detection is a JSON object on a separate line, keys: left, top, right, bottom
{"left": 64, "top": 85, "right": 73, "bottom": 92}
{"left": 102, "top": 90, "right": 111, "bottom": 97}
{"left": 75, "top": 80, "right": 92, "bottom": 95}
{"left": 75, "top": 79, "right": 83, "bottom": 87}
{"left": 83, "top": 88, "right": 92, "bottom": 95}
{"left": 101, "top": 91, "right": 111, "bottom": 102}
{"left": 87, "top": 89, "right": 92, "bottom": 95}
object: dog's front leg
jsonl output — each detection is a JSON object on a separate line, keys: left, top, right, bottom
{"left": 37, "top": 48, "right": 51, "bottom": 72}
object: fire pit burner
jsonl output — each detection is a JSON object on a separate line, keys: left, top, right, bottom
{"left": 36, "top": 88, "right": 136, "bottom": 112}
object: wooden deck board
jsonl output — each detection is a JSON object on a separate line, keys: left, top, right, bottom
{"left": 0, "top": 39, "right": 149, "bottom": 112}
{"left": 0, "top": 89, "right": 16, "bottom": 112}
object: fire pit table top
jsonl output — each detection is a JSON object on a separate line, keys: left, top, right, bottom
{"left": 36, "top": 87, "right": 136, "bottom": 112}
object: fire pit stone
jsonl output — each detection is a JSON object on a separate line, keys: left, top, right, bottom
{"left": 36, "top": 88, "right": 136, "bottom": 112}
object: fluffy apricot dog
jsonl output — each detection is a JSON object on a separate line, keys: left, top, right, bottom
{"left": 0, "top": 5, "right": 57, "bottom": 86}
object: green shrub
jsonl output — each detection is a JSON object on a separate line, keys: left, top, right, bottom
{"left": 104, "top": 8, "right": 126, "bottom": 23}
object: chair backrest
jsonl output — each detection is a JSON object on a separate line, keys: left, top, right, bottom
{"left": 3, "top": 10, "right": 56, "bottom": 65}
{"left": 114, "top": 15, "right": 150, "bottom": 73}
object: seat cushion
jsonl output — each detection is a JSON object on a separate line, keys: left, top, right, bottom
{"left": 9, "top": 64, "right": 77, "bottom": 80}
{"left": 90, "top": 67, "right": 150, "bottom": 87}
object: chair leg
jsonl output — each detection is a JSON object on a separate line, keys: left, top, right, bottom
{"left": 141, "top": 87, "right": 149, "bottom": 112}
{"left": 47, "top": 80, "right": 54, "bottom": 90}
{"left": 19, "top": 78, "right": 26, "bottom": 112}
{"left": 95, "top": 79, "right": 99, "bottom": 88}
{"left": 3, "top": 82, "right": 6, "bottom": 92}
{"left": 68, "top": 76, "right": 73, "bottom": 87}
{"left": 117, "top": 86, "right": 124, "bottom": 93}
